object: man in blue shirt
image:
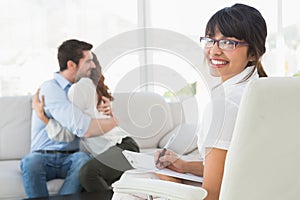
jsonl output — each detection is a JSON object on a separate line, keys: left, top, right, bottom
{"left": 20, "top": 39, "right": 117, "bottom": 198}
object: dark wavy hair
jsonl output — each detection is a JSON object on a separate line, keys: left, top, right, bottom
{"left": 90, "top": 52, "right": 113, "bottom": 107}
{"left": 205, "top": 3, "right": 268, "bottom": 79}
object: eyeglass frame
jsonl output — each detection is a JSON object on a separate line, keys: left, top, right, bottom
{"left": 200, "top": 37, "right": 249, "bottom": 50}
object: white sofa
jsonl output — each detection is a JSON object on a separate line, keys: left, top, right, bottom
{"left": 0, "top": 92, "right": 200, "bottom": 199}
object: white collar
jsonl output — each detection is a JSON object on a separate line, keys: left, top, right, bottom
{"left": 222, "top": 66, "right": 257, "bottom": 88}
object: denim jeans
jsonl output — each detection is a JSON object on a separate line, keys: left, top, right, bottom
{"left": 20, "top": 151, "right": 91, "bottom": 198}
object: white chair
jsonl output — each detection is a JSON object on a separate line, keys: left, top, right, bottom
{"left": 113, "top": 177, "right": 207, "bottom": 200}
{"left": 220, "top": 76, "right": 300, "bottom": 200}
{"left": 112, "top": 77, "right": 300, "bottom": 200}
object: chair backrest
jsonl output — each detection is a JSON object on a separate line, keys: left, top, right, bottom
{"left": 220, "top": 77, "right": 300, "bottom": 200}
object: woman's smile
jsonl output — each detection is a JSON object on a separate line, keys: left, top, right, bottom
{"left": 210, "top": 58, "right": 229, "bottom": 68}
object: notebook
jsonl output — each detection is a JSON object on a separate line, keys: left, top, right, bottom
{"left": 122, "top": 150, "right": 203, "bottom": 183}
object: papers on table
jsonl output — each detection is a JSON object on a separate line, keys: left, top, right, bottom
{"left": 122, "top": 150, "right": 203, "bottom": 183}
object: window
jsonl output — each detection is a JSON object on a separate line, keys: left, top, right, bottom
{"left": 0, "top": 0, "right": 137, "bottom": 96}
{"left": 0, "top": 0, "right": 299, "bottom": 97}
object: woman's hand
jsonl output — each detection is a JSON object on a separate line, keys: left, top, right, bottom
{"left": 154, "top": 149, "right": 186, "bottom": 173}
{"left": 97, "top": 96, "right": 113, "bottom": 116}
{"left": 32, "top": 89, "right": 49, "bottom": 124}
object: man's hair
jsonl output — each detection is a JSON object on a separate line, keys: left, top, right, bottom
{"left": 57, "top": 39, "right": 93, "bottom": 71}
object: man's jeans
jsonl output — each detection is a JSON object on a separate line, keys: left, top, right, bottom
{"left": 20, "top": 151, "right": 90, "bottom": 198}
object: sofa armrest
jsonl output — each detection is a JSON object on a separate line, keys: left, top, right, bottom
{"left": 0, "top": 95, "right": 32, "bottom": 160}
{"left": 158, "top": 123, "right": 198, "bottom": 155}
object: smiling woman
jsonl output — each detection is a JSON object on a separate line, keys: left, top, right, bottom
{"left": 111, "top": 3, "right": 270, "bottom": 200}
{"left": 195, "top": 4, "right": 269, "bottom": 199}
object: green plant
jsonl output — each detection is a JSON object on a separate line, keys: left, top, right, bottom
{"left": 163, "top": 81, "right": 197, "bottom": 100}
{"left": 293, "top": 71, "right": 300, "bottom": 76}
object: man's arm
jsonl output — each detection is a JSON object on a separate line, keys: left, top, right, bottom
{"left": 32, "top": 89, "right": 49, "bottom": 124}
{"left": 32, "top": 89, "right": 75, "bottom": 142}
{"left": 34, "top": 87, "right": 117, "bottom": 139}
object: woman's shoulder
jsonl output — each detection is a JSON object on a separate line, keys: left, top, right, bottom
{"left": 70, "top": 78, "right": 94, "bottom": 90}
{"left": 75, "top": 77, "right": 94, "bottom": 86}
{"left": 68, "top": 77, "right": 96, "bottom": 100}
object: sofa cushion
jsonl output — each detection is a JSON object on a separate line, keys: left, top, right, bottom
{"left": 0, "top": 160, "right": 26, "bottom": 199}
{"left": 158, "top": 123, "right": 198, "bottom": 155}
{"left": 113, "top": 92, "right": 174, "bottom": 149}
{"left": 0, "top": 160, "right": 63, "bottom": 199}
{"left": 0, "top": 96, "right": 32, "bottom": 160}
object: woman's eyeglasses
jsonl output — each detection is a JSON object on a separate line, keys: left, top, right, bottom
{"left": 200, "top": 37, "right": 249, "bottom": 50}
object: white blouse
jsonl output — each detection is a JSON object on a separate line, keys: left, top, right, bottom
{"left": 197, "top": 66, "right": 258, "bottom": 160}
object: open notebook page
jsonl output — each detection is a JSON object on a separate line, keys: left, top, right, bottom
{"left": 122, "top": 150, "right": 203, "bottom": 183}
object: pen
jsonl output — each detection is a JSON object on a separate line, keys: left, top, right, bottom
{"left": 156, "top": 134, "right": 176, "bottom": 165}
